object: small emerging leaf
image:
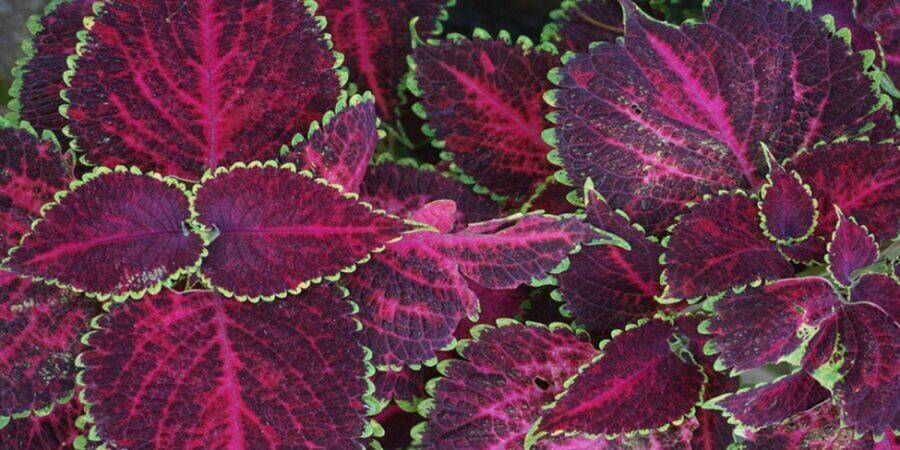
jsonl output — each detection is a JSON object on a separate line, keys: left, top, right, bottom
{"left": 828, "top": 210, "right": 878, "bottom": 287}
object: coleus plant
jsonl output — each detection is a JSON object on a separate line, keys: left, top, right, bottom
{"left": 0, "top": 1, "right": 897, "bottom": 450}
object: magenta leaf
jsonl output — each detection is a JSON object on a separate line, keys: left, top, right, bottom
{"left": 827, "top": 210, "right": 879, "bottom": 287}
{"left": 0, "top": 393, "right": 82, "bottom": 448}
{"left": 454, "top": 282, "right": 527, "bottom": 340}
{"left": 706, "top": 370, "right": 830, "bottom": 430}
{"left": 546, "top": 0, "right": 884, "bottom": 232}
{"left": 7, "top": 0, "right": 93, "bottom": 144}
{"left": 4, "top": 167, "right": 203, "bottom": 300}
{"left": 758, "top": 155, "right": 818, "bottom": 244}
{"left": 281, "top": 92, "right": 380, "bottom": 193}
{"left": 414, "top": 321, "right": 597, "bottom": 449}
{"left": 360, "top": 159, "right": 501, "bottom": 229}
{"left": 661, "top": 194, "right": 794, "bottom": 302}
{"left": 789, "top": 142, "right": 900, "bottom": 247}
{"left": 192, "top": 162, "right": 410, "bottom": 301}
{"left": 347, "top": 232, "right": 479, "bottom": 369}
{"left": 409, "top": 200, "right": 458, "bottom": 234}
{"left": 532, "top": 319, "right": 706, "bottom": 441}
{"left": 64, "top": 0, "right": 342, "bottom": 180}
{"left": 0, "top": 121, "right": 73, "bottom": 254}
{"left": 408, "top": 31, "right": 559, "bottom": 199}
{"left": 373, "top": 366, "right": 434, "bottom": 408}
{"left": 541, "top": 0, "right": 623, "bottom": 54}
{"left": 318, "top": 0, "right": 450, "bottom": 120}
{"left": 745, "top": 402, "right": 897, "bottom": 450}
{"left": 701, "top": 277, "right": 840, "bottom": 373}
{"left": 556, "top": 184, "right": 664, "bottom": 337}
{"left": 851, "top": 274, "right": 900, "bottom": 322}
{"left": 0, "top": 270, "right": 99, "bottom": 422}
{"left": 77, "top": 287, "right": 374, "bottom": 448}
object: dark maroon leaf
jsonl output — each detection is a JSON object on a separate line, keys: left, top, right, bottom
{"left": 812, "top": 0, "right": 880, "bottom": 61}
{"left": 0, "top": 270, "right": 99, "bottom": 422}
{"left": 546, "top": 0, "right": 884, "bottom": 232}
{"left": 0, "top": 394, "right": 82, "bottom": 448}
{"left": 520, "top": 177, "right": 577, "bottom": 215}
{"left": 779, "top": 235, "right": 829, "bottom": 265}
{"left": 541, "top": 0, "right": 623, "bottom": 54}
{"left": 77, "top": 287, "right": 374, "bottom": 449}
{"left": 360, "top": 159, "right": 501, "bottom": 230}
{"left": 408, "top": 31, "right": 558, "bottom": 199}
{"left": 192, "top": 163, "right": 410, "bottom": 301}
{"left": 373, "top": 403, "right": 422, "bottom": 450}
{"left": 454, "top": 282, "right": 527, "bottom": 340}
{"left": 415, "top": 321, "right": 597, "bottom": 449}
{"left": 282, "top": 92, "right": 380, "bottom": 193}
{"left": 857, "top": 0, "right": 900, "bottom": 87}
{"left": 707, "top": 370, "right": 830, "bottom": 430}
{"left": 745, "top": 401, "right": 897, "bottom": 449}
{"left": 556, "top": 184, "right": 664, "bottom": 336}
{"left": 372, "top": 366, "right": 434, "bottom": 408}
{"left": 318, "top": 0, "right": 450, "bottom": 120}
{"left": 661, "top": 194, "right": 794, "bottom": 302}
{"left": 4, "top": 167, "right": 203, "bottom": 300}
{"left": 851, "top": 274, "right": 900, "bottom": 322}
{"left": 65, "top": 0, "right": 341, "bottom": 180}
{"left": 8, "top": 0, "right": 93, "bottom": 144}
{"left": 702, "top": 277, "right": 840, "bottom": 373}
{"left": 533, "top": 319, "right": 705, "bottom": 441}
{"left": 828, "top": 209, "right": 879, "bottom": 287}
{"left": 758, "top": 155, "right": 817, "bottom": 244}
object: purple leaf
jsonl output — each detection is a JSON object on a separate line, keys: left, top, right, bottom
{"left": 415, "top": 321, "right": 597, "bottom": 449}
{"left": 811, "top": 0, "right": 881, "bottom": 60}
{"left": 541, "top": 0, "right": 623, "bottom": 54}
{"left": 0, "top": 393, "right": 82, "bottom": 448}
{"left": 546, "top": 0, "right": 883, "bottom": 232}
{"left": 745, "top": 401, "right": 897, "bottom": 449}
{"left": 317, "top": 0, "right": 450, "bottom": 120}
{"left": 706, "top": 370, "right": 830, "bottom": 430}
{"left": 0, "top": 270, "right": 99, "bottom": 421}
{"left": 192, "top": 163, "right": 410, "bottom": 301}
{"left": 282, "top": 92, "right": 380, "bottom": 193}
{"left": 521, "top": 177, "right": 577, "bottom": 215}
{"left": 661, "top": 194, "right": 794, "bottom": 302}
{"left": 78, "top": 287, "right": 373, "bottom": 449}
{"left": 4, "top": 168, "right": 203, "bottom": 300}
{"left": 373, "top": 403, "right": 422, "bottom": 450}
{"left": 827, "top": 210, "right": 879, "bottom": 287}
{"left": 408, "top": 32, "right": 559, "bottom": 199}
{"left": 758, "top": 155, "right": 818, "bottom": 244}
{"left": 0, "top": 122, "right": 73, "bottom": 254}
{"left": 556, "top": 185, "right": 664, "bottom": 337}
{"left": 857, "top": 0, "right": 900, "bottom": 87}
{"left": 533, "top": 319, "right": 705, "bottom": 440}
{"left": 7, "top": 0, "right": 93, "bottom": 145}
{"left": 454, "top": 282, "right": 527, "bottom": 340}
{"left": 372, "top": 366, "right": 434, "bottom": 407}
{"left": 851, "top": 274, "right": 900, "bottom": 322}
{"left": 702, "top": 277, "right": 840, "bottom": 373}
{"left": 360, "top": 160, "right": 501, "bottom": 229}
{"left": 65, "top": 0, "right": 341, "bottom": 180}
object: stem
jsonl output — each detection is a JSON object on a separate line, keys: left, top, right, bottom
{"left": 577, "top": 11, "right": 624, "bottom": 35}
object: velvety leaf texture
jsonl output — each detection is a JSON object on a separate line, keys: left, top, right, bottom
{"left": 758, "top": 160, "right": 817, "bottom": 244}
{"left": 828, "top": 211, "right": 879, "bottom": 287}
{"left": 193, "top": 164, "right": 409, "bottom": 301}
{"left": 547, "top": 0, "right": 882, "bottom": 232}
{"left": 542, "top": 0, "right": 623, "bottom": 54}
{"left": 359, "top": 161, "right": 501, "bottom": 229}
{"left": 5, "top": 168, "right": 203, "bottom": 299}
{"left": 0, "top": 395, "right": 82, "bottom": 448}
{"left": 704, "top": 277, "right": 839, "bottom": 372}
{"left": 318, "top": 0, "right": 448, "bottom": 120}
{"left": 0, "top": 270, "right": 99, "bottom": 420}
{"left": 8, "top": 0, "right": 93, "bottom": 143}
{"left": 536, "top": 319, "right": 705, "bottom": 439}
{"left": 65, "top": 0, "right": 341, "bottom": 180}
{"left": 662, "top": 194, "right": 794, "bottom": 301}
{"left": 745, "top": 402, "right": 898, "bottom": 450}
{"left": 709, "top": 370, "right": 830, "bottom": 429}
{"left": 78, "top": 287, "right": 371, "bottom": 449}
{"left": 556, "top": 187, "right": 664, "bottom": 337}
{"left": 409, "top": 33, "right": 558, "bottom": 199}
{"left": 282, "top": 92, "right": 379, "bottom": 193}
{"left": 851, "top": 274, "right": 900, "bottom": 322}
{"left": 0, "top": 124, "right": 72, "bottom": 255}
{"left": 418, "top": 322, "right": 597, "bottom": 449}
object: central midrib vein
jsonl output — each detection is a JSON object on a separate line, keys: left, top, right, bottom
{"left": 200, "top": 0, "right": 219, "bottom": 170}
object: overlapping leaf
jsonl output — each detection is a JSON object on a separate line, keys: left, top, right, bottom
{"left": 4, "top": 167, "right": 203, "bottom": 299}
{"left": 828, "top": 210, "right": 879, "bottom": 287}
{"left": 64, "top": 0, "right": 342, "bottom": 180}
{"left": 857, "top": 0, "right": 900, "bottom": 89}
{"left": 546, "top": 0, "right": 884, "bottom": 232}
{"left": 408, "top": 31, "right": 558, "bottom": 199}
{"left": 851, "top": 274, "right": 900, "bottom": 322}
{"left": 745, "top": 401, "right": 897, "bottom": 449}
{"left": 192, "top": 163, "right": 410, "bottom": 301}
{"left": 317, "top": 0, "right": 450, "bottom": 120}
{"left": 77, "top": 287, "right": 373, "bottom": 449}
{"left": 541, "top": 0, "right": 623, "bottom": 54}
{"left": 7, "top": 0, "right": 93, "bottom": 144}
{"left": 0, "top": 271, "right": 99, "bottom": 422}
{"left": 415, "top": 321, "right": 598, "bottom": 449}
{"left": 758, "top": 156, "right": 817, "bottom": 244}
{"left": 0, "top": 122, "right": 72, "bottom": 254}
{"left": 282, "top": 92, "right": 380, "bottom": 193}
{"left": 0, "top": 394, "right": 82, "bottom": 448}
{"left": 707, "top": 371, "right": 830, "bottom": 430}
